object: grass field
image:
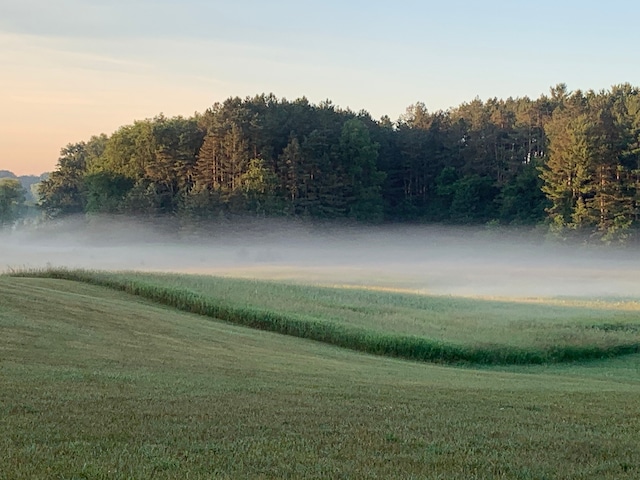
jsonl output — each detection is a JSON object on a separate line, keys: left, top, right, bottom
{"left": 2, "top": 271, "right": 640, "bottom": 478}
{"left": 10, "top": 268, "right": 640, "bottom": 364}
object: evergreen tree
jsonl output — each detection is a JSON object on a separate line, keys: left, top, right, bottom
{"left": 338, "top": 118, "right": 385, "bottom": 221}
{"left": 279, "top": 136, "right": 304, "bottom": 213}
{"left": 32, "top": 87, "right": 640, "bottom": 240}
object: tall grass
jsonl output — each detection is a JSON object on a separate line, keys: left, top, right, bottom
{"left": 10, "top": 268, "right": 640, "bottom": 365}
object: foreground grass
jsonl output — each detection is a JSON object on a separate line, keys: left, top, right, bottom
{"left": 2, "top": 276, "right": 640, "bottom": 479}
{"left": 10, "top": 268, "right": 640, "bottom": 365}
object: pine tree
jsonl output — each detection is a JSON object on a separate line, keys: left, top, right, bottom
{"left": 279, "top": 136, "right": 304, "bottom": 213}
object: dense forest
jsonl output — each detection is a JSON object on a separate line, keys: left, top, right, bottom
{"left": 15, "top": 83, "right": 640, "bottom": 242}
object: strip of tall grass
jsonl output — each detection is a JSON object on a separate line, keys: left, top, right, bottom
{"left": 10, "top": 268, "right": 640, "bottom": 365}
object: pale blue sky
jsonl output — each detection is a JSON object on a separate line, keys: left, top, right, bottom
{"left": 2, "top": 0, "right": 639, "bottom": 174}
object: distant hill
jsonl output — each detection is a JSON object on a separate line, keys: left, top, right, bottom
{"left": 0, "top": 170, "right": 18, "bottom": 179}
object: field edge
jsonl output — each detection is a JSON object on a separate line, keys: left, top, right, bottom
{"left": 7, "top": 268, "right": 640, "bottom": 366}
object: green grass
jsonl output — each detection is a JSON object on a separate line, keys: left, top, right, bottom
{"left": 9, "top": 268, "right": 640, "bottom": 365}
{"left": 2, "top": 275, "right": 640, "bottom": 479}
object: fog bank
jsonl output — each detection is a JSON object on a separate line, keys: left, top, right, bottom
{"left": 2, "top": 217, "right": 638, "bottom": 299}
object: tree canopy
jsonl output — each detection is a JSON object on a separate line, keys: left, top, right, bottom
{"left": 35, "top": 86, "right": 640, "bottom": 242}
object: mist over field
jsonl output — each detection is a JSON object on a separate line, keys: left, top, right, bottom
{"left": 1, "top": 216, "right": 638, "bottom": 299}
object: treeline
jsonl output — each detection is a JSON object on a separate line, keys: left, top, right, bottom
{"left": 38, "top": 84, "right": 640, "bottom": 241}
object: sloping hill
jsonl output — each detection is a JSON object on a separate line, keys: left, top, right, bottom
{"left": 2, "top": 276, "right": 640, "bottom": 479}
{"left": 11, "top": 269, "right": 640, "bottom": 365}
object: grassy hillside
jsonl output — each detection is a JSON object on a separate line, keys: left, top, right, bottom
{"left": 10, "top": 269, "right": 640, "bottom": 365}
{"left": 2, "top": 275, "right": 640, "bottom": 479}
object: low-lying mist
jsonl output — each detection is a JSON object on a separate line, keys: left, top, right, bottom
{"left": 2, "top": 216, "right": 638, "bottom": 299}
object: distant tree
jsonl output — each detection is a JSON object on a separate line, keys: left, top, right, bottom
{"left": 338, "top": 118, "right": 385, "bottom": 221}
{"left": 84, "top": 171, "right": 134, "bottom": 214}
{"left": 0, "top": 178, "right": 26, "bottom": 226}
{"left": 38, "top": 143, "right": 88, "bottom": 217}
{"left": 279, "top": 136, "right": 304, "bottom": 213}
{"left": 394, "top": 104, "right": 447, "bottom": 215}
{"left": 498, "top": 160, "right": 548, "bottom": 224}
{"left": 240, "top": 158, "right": 281, "bottom": 215}
{"left": 0, "top": 172, "right": 42, "bottom": 204}
{"left": 432, "top": 166, "right": 459, "bottom": 220}
{"left": 102, "top": 121, "right": 155, "bottom": 180}
{"left": 449, "top": 174, "right": 498, "bottom": 223}
{"left": 540, "top": 88, "right": 638, "bottom": 241}
{"left": 179, "top": 188, "right": 224, "bottom": 221}
{"left": 299, "top": 128, "right": 344, "bottom": 218}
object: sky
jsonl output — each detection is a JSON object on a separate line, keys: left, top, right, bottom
{"left": 1, "top": 0, "right": 640, "bottom": 176}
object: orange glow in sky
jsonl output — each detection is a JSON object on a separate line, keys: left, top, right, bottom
{"left": 2, "top": 0, "right": 638, "bottom": 176}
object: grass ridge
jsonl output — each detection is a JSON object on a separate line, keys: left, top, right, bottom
{"left": 9, "top": 268, "right": 640, "bottom": 365}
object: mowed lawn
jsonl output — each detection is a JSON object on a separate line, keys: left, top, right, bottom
{"left": 2, "top": 276, "right": 640, "bottom": 479}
